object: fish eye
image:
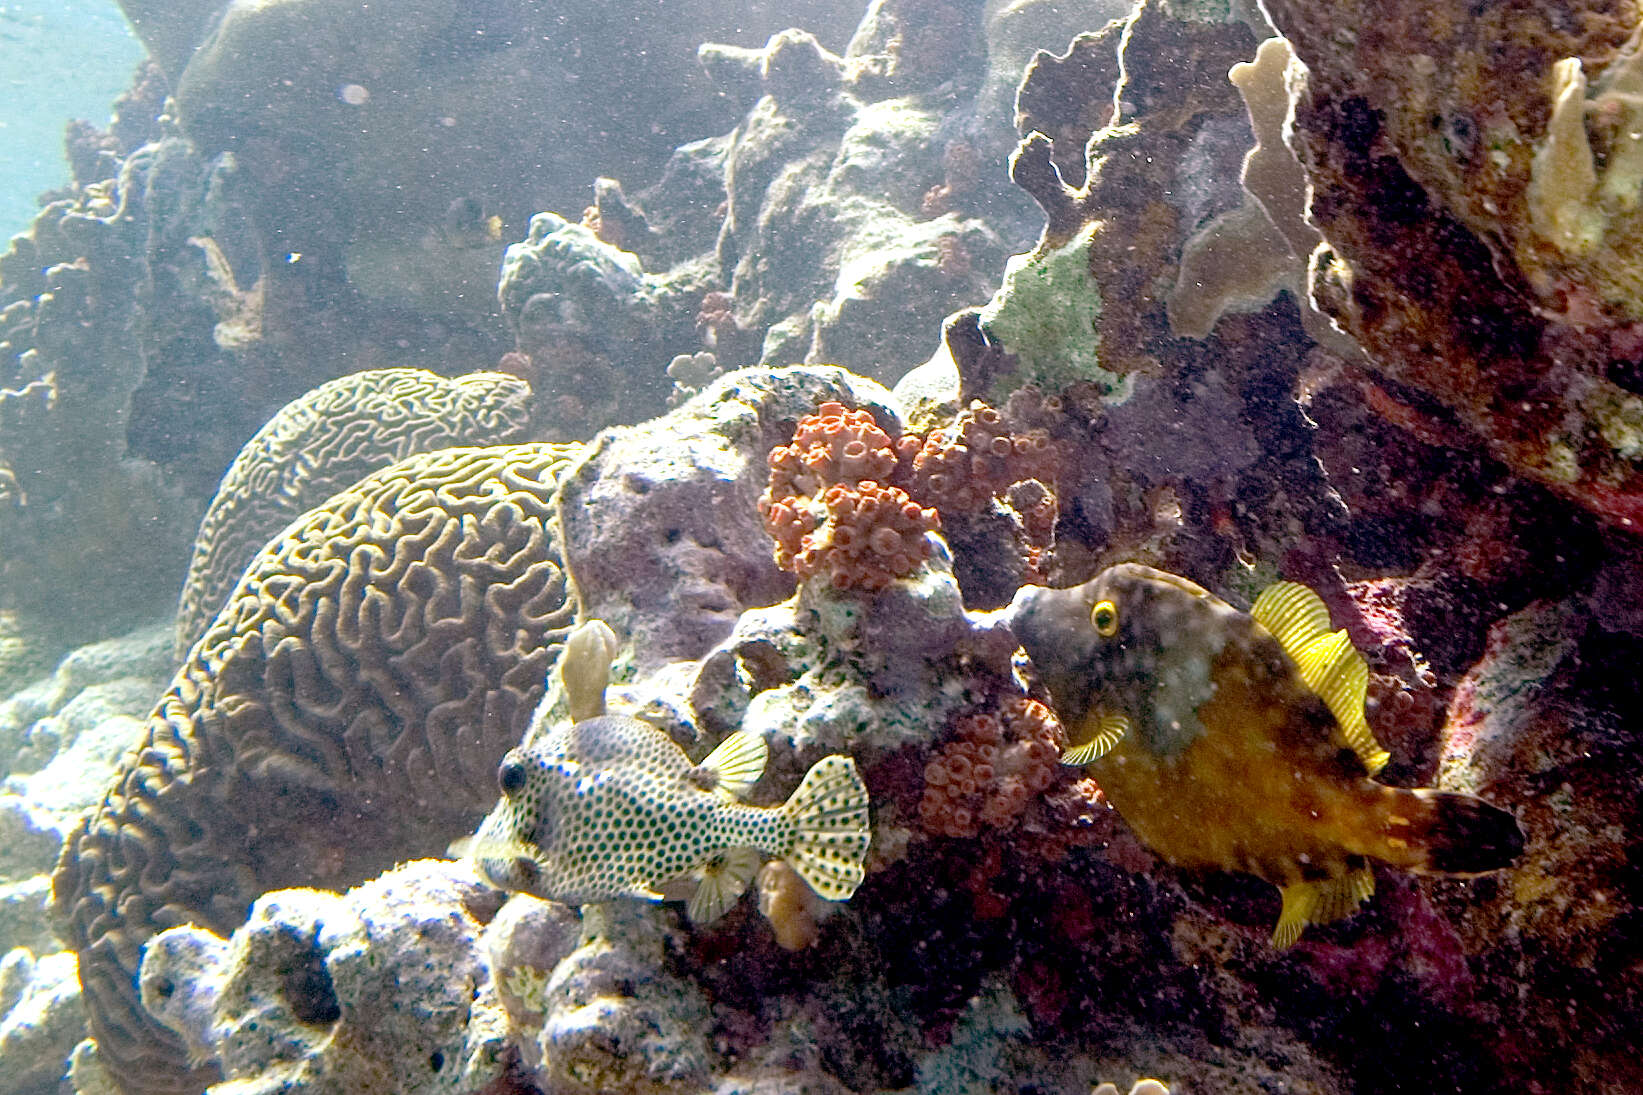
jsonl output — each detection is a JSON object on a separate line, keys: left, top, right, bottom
{"left": 1091, "top": 599, "right": 1120, "bottom": 637}
{"left": 497, "top": 755, "right": 528, "bottom": 796}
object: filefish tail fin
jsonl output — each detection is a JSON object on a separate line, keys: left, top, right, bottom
{"left": 1271, "top": 867, "right": 1376, "bottom": 948}
{"left": 781, "top": 756, "right": 872, "bottom": 903}
{"left": 1393, "top": 789, "right": 1525, "bottom": 876}
{"left": 687, "top": 847, "right": 761, "bottom": 923}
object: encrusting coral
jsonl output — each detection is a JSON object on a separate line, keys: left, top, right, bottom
{"left": 173, "top": 367, "right": 536, "bottom": 658}
{"left": 51, "top": 442, "right": 583, "bottom": 1095}
{"left": 0, "top": 137, "right": 221, "bottom": 644}
{"left": 954, "top": 6, "right": 1260, "bottom": 409}
{"left": 1254, "top": 0, "right": 1643, "bottom": 528}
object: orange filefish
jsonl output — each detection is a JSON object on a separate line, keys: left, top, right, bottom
{"left": 1006, "top": 563, "right": 1523, "bottom": 946}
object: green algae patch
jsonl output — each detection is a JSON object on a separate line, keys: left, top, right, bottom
{"left": 975, "top": 221, "right": 1125, "bottom": 402}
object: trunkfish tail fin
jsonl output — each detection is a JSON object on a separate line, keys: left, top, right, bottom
{"left": 781, "top": 756, "right": 872, "bottom": 902}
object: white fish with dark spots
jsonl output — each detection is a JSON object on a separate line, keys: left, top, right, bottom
{"left": 463, "top": 714, "right": 872, "bottom": 923}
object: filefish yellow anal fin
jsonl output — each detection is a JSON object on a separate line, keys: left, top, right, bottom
{"left": 1252, "top": 581, "right": 1390, "bottom": 775}
{"left": 1271, "top": 867, "right": 1376, "bottom": 948}
{"left": 687, "top": 846, "right": 761, "bottom": 923}
{"left": 1061, "top": 711, "right": 1130, "bottom": 766}
{"left": 696, "top": 731, "right": 769, "bottom": 799}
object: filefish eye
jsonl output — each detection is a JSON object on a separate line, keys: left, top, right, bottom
{"left": 1091, "top": 599, "right": 1120, "bottom": 637}
{"left": 497, "top": 755, "right": 529, "bottom": 797}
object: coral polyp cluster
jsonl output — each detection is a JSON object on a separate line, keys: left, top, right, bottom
{"left": 907, "top": 397, "right": 1068, "bottom": 583}
{"left": 811, "top": 480, "right": 942, "bottom": 590}
{"left": 906, "top": 400, "right": 1063, "bottom": 515}
{"left": 759, "top": 396, "right": 1076, "bottom": 592}
{"left": 918, "top": 695, "right": 1067, "bottom": 839}
{"left": 758, "top": 400, "right": 937, "bottom": 591}
{"left": 764, "top": 400, "right": 909, "bottom": 495}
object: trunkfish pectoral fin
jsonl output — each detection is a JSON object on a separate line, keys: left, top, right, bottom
{"left": 687, "top": 846, "right": 762, "bottom": 923}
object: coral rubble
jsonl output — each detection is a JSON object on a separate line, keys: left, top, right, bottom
{"left": 139, "top": 860, "right": 513, "bottom": 1095}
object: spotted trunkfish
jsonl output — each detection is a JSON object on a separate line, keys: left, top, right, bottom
{"left": 462, "top": 714, "right": 872, "bottom": 924}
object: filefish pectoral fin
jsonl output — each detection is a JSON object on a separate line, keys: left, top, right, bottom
{"left": 1270, "top": 866, "right": 1376, "bottom": 948}
{"left": 1252, "top": 581, "right": 1390, "bottom": 775}
{"left": 698, "top": 730, "right": 770, "bottom": 800}
{"left": 686, "top": 846, "right": 762, "bottom": 923}
{"left": 1061, "top": 711, "right": 1130, "bottom": 766}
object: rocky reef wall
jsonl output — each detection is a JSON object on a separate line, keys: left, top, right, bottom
{"left": 2, "top": 1, "right": 1642, "bottom": 1093}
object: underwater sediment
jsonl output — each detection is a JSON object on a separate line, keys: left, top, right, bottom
{"left": 2, "top": 0, "right": 1642, "bottom": 1093}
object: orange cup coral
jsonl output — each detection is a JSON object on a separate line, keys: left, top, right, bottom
{"left": 758, "top": 401, "right": 938, "bottom": 592}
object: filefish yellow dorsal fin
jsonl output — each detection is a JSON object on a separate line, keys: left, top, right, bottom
{"left": 698, "top": 731, "right": 769, "bottom": 800}
{"left": 1251, "top": 581, "right": 1390, "bottom": 776}
{"left": 1061, "top": 711, "right": 1130, "bottom": 766}
{"left": 687, "top": 846, "right": 761, "bottom": 923}
{"left": 1271, "top": 867, "right": 1376, "bottom": 947}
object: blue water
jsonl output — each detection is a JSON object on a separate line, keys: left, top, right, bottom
{"left": 0, "top": 0, "right": 141, "bottom": 239}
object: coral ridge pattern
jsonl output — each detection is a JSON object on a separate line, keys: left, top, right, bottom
{"left": 51, "top": 442, "right": 583, "bottom": 1095}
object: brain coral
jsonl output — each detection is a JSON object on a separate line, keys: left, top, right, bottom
{"left": 51, "top": 441, "right": 583, "bottom": 1095}
{"left": 174, "top": 368, "right": 536, "bottom": 658}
